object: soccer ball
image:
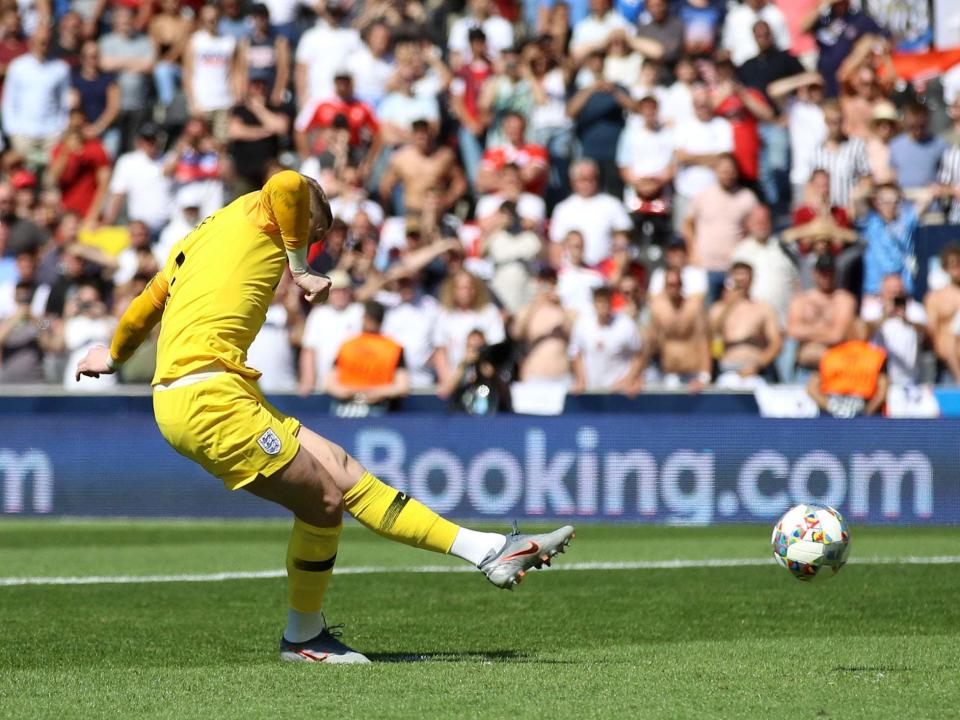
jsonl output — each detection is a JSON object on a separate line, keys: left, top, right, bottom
{"left": 771, "top": 504, "right": 851, "bottom": 581}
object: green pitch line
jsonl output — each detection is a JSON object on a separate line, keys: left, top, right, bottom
{"left": 0, "top": 522, "right": 958, "bottom": 720}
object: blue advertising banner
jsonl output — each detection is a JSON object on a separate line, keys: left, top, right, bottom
{"left": 1, "top": 410, "right": 957, "bottom": 524}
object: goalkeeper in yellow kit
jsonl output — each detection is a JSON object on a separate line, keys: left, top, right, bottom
{"left": 75, "top": 171, "right": 574, "bottom": 664}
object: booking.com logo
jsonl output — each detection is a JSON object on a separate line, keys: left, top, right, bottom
{"left": 354, "top": 427, "right": 934, "bottom": 524}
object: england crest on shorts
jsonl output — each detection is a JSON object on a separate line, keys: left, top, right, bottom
{"left": 257, "top": 428, "right": 282, "bottom": 455}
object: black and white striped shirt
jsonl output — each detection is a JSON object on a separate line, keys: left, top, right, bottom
{"left": 812, "top": 137, "right": 871, "bottom": 210}
{"left": 938, "top": 144, "right": 960, "bottom": 224}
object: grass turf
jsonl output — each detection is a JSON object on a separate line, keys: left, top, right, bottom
{"left": 0, "top": 521, "right": 958, "bottom": 719}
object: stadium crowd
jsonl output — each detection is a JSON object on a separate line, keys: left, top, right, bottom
{"left": 0, "top": 0, "right": 958, "bottom": 414}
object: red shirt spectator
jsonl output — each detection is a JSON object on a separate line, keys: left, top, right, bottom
{"left": 713, "top": 87, "right": 765, "bottom": 183}
{"left": 478, "top": 111, "right": 549, "bottom": 195}
{"left": 0, "top": 9, "right": 27, "bottom": 95}
{"left": 294, "top": 73, "right": 379, "bottom": 155}
{"left": 49, "top": 111, "right": 111, "bottom": 220}
{"left": 480, "top": 144, "right": 549, "bottom": 194}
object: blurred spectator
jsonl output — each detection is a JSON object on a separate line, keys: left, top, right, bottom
{"left": 149, "top": 0, "right": 192, "bottom": 109}
{"left": 712, "top": 54, "right": 773, "bottom": 190}
{"left": 787, "top": 253, "right": 857, "bottom": 378}
{"left": 0, "top": 8, "right": 27, "bottom": 95}
{"left": 925, "top": 244, "right": 960, "bottom": 384}
{"left": 570, "top": 0, "right": 633, "bottom": 61}
{"left": 103, "top": 122, "right": 173, "bottom": 237}
{"left": 566, "top": 51, "right": 631, "bottom": 196}
{"left": 802, "top": 0, "right": 883, "bottom": 98}
{"left": 768, "top": 71, "right": 826, "bottom": 203}
{"left": 294, "top": 70, "right": 379, "bottom": 163}
{"left": 678, "top": 0, "right": 724, "bottom": 57}
{"left": 329, "top": 164, "right": 384, "bottom": 226}
{"left": 477, "top": 47, "right": 534, "bottom": 149}
{"left": 648, "top": 236, "right": 708, "bottom": 298}
{"left": 299, "top": 270, "right": 363, "bottom": 396}
{"left": 672, "top": 86, "right": 734, "bottom": 228}
{"left": 889, "top": 103, "right": 946, "bottom": 195}
{"left": 448, "top": 0, "right": 514, "bottom": 67}
{"left": 432, "top": 269, "right": 505, "bottom": 393}
{"left": 183, "top": 4, "right": 241, "bottom": 140}
{"left": 326, "top": 300, "right": 410, "bottom": 416}
{"left": 218, "top": 0, "right": 251, "bottom": 40}
{"left": 0, "top": 282, "right": 51, "bottom": 383}
{"left": 0, "top": 243, "right": 42, "bottom": 316}
{"left": 377, "top": 64, "right": 441, "bottom": 147}
{"left": 556, "top": 230, "right": 606, "bottom": 312}
{"left": 793, "top": 168, "right": 851, "bottom": 228}
{"left": 345, "top": 20, "right": 393, "bottom": 108}
{"left": 228, "top": 77, "right": 290, "bottom": 193}
{"left": 484, "top": 201, "right": 541, "bottom": 313}
{"left": 511, "top": 267, "right": 574, "bottom": 382}
{"left": 806, "top": 322, "right": 888, "bottom": 417}
{"left": 48, "top": 108, "right": 112, "bottom": 227}
{"left": 0, "top": 181, "right": 48, "bottom": 256}
{"left": 731, "top": 205, "right": 799, "bottom": 322}
{"left": 862, "top": 272, "right": 925, "bottom": 386}
{"left": 163, "top": 116, "right": 226, "bottom": 219}
{"left": 246, "top": 272, "right": 304, "bottom": 393}
{"left": 294, "top": 0, "right": 362, "bottom": 110}
{"left": 155, "top": 187, "right": 203, "bottom": 263}
{"left": 381, "top": 272, "right": 440, "bottom": 390}
{"left": 722, "top": 0, "right": 790, "bottom": 67}
{"left": 865, "top": 101, "right": 899, "bottom": 182}
{"left": 446, "top": 328, "right": 512, "bottom": 415}
{"left": 550, "top": 159, "right": 632, "bottom": 267}
{"left": 380, "top": 119, "right": 465, "bottom": 216}
{"left": 709, "top": 261, "right": 782, "bottom": 387}
{"left": 113, "top": 220, "right": 158, "bottom": 286}
{"left": 836, "top": 43, "right": 894, "bottom": 141}
{"left": 938, "top": 144, "right": 960, "bottom": 224}
{"left": 570, "top": 285, "right": 642, "bottom": 393}
{"left": 475, "top": 162, "right": 546, "bottom": 233}
{"left": 636, "top": 0, "right": 684, "bottom": 68}
{"left": 683, "top": 153, "right": 758, "bottom": 300}
{"left": 942, "top": 97, "right": 960, "bottom": 148}
{"left": 240, "top": 4, "right": 290, "bottom": 107}
{"left": 661, "top": 55, "right": 698, "bottom": 126}
{"left": 811, "top": 100, "right": 871, "bottom": 212}
{"left": 69, "top": 40, "right": 121, "bottom": 157}
{"left": 640, "top": 267, "right": 711, "bottom": 392}
{"left": 99, "top": 6, "right": 156, "bottom": 152}
{"left": 450, "top": 28, "right": 494, "bottom": 189}
{"left": 477, "top": 111, "right": 548, "bottom": 195}
{"left": 738, "top": 21, "right": 804, "bottom": 98}
{"left": 59, "top": 282, "right": 117, "bottom": 391}
{"left": 1, "top": 27, "right": 70, "bottom": 172}
{"left": 858, "top": 183, "right": 918, "bottom": 297}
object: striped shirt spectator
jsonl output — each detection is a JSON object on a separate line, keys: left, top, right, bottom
{"left": 938, "top": 145, "right": 960, "bottom": 224}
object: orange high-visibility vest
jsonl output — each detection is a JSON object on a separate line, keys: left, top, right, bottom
{"left": 335, "top": 333, "right": 403, "bottom": 388}
{"left": 819, "top": 341, "right": 887, "bottom": 399}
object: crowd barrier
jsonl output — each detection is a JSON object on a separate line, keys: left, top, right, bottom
{"left": 1, "top": 399, "right": 955, "bottom": 523}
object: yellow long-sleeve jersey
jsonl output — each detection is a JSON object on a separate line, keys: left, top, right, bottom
{"left": 109, "top": 170, "right": 315, "bottom": 385}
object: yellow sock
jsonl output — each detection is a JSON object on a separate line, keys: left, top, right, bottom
{"left": 342, "top": 471, "right": 459, "bottom": 554}
{"left": 286, "top": 518, "right": 341, "bottom": 613}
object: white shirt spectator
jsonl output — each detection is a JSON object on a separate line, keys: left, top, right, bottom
{"left": 330, "top": 195, "right": 384, "bottom": 226}
{"left": 865, "top": 297, "right": 926, "bottom": 386}
{"left": 721, "top": 2, "right": 791, "bottom": 66}
{"left": 377, "top": 91, "right": 441, "bottom": 131}
{"left": 529, "top": 67, "right": 572, "bottom": 137}
{"left": 187, "top": 30, "right": 237, "bottom": 113}
{"left": 616, "top": 120, "right": 675, "bottom": 207}
{"left": 673, "top": 116, "right": 734, "bottom": 199}
{"left": 433, "top": 304, "right": 505, "bottom": 369}
{"left": 64, "top": 315, "right": 117, "bottom": 391}
{"left": 448, "top": 14, "right": 514, "bottom": 61}
{"left": 659, "top": 82, "right": 694, "bottom": 127}
{"left": 109, "top": 149, "right": 174, "bottom": 230}
{"left": 557, "top": 265, "right": 606, "bottom": 313}
{"left": 1, "top": 53, "right": 70, "bottom": 139}
{"left": 302, "top": 302, "right": 364, "bottom": 390}
{"left": 296, "top": 21, "right": 362, "bottom": 105}
{"left": 549, "top": 193, "right": 633, "bottom": 266}
{"left": 648, "top": 265, "right": 709, "bottom": 297}
{"left": 345, "top": 45, "right": 395, "bottom": 107}
{"left": 731, "top": 236, "right": 799, "bottom": 323}
{"left": 382, "top": 295, "right": 439, "bottom": 388}
{"left": 487, "top": 229, "right": 542, "bottom": 313}
{"left": 571, "top": 10, "right": 634, "bottom": 56}
{"left": 570, "top": 310, "right": 641, "bottom": 389}
{"left": 261, "top": 0, "right": 306, "bottom": 25}
{"left": 788, "top": 98, "right": 827, "bottom": 187}
{"left": 475, "top": 192, "right": 546, "bottom": 229}
{"left": 247, "top": 303, "right": 297, "bottom": 392}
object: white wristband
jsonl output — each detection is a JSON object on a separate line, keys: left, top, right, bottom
{"left": 286, "top": 247, "right": 309, "bottom": 276}
{"left": 106, "top": 354, "right": 122, "bottom": 371}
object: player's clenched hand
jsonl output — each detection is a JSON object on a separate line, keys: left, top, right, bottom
{"left": 292, "top": 270, "right": 332, "bottom": 304}
{"left": 75, "top": 345, "right": 116, "bottom": 381}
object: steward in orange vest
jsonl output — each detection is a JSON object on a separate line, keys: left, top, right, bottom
{"left": 806, "top": 329, "right": 889, "bottom": 418}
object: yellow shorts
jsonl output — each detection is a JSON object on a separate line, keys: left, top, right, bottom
{"left": 153, "top": 372, "right": 301, "bottom": 490}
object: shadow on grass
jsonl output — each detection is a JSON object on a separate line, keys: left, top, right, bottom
{"left": 366, "top": 650, "right": 574, "bottom": 664}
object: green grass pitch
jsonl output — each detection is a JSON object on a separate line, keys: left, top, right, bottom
{"left": 1, "top": 521, "right": 959, "bottom": 720}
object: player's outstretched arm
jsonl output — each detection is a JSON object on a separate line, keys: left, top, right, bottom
{"left": 75, "top": 272, "right": 167, "bottom": 380}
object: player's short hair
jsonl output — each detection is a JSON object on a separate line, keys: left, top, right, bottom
{"left": 303, "top": 176, "right": 333, "bottom": 236}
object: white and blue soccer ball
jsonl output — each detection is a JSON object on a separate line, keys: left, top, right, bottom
{"left": 771, "top": 504, "right": 851, "bottom": 581}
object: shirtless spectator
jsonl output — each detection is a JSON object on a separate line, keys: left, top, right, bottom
{"left": 925, "top": 243, "right": 960, "bottom": 383}
{"left": 512, "top": 268, "right": 576, "bottom": 383}
{"left": 640, "top": 268, "right": 712, "bottom": 392}
{"left": 709, "top": 262, "right": 782, "bottom": 388}
{"left": 379, "top": 119, "right": 466, "bottom": 216}
{"left": 648, "top": 237, "right": 708, "bottom": 299}
{"left": 556, "top": 230, "right": 606, "bottom": 313}
{"left": 570, "top": 286, "right": 643, "bottom": 395}
{"left": 787, "top": 253, "right": 857, "bottom": 379}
